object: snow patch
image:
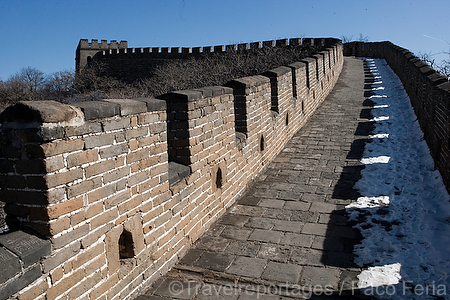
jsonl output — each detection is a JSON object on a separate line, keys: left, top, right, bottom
{"left": 361, "top": 156, "right": 391, "bottom": 164}
{"left": 369, "top": 133, "right": 389, "bottom": 139}
{"left": 372, "top": 116, "right": 389, "bottom": 122}
{"left": 346, "top": 196, "right": 390, "bottom": 209}
{"left": 349, "top": 58, "right": 450, "bottom": 299}
{"left": 358, "top": 263, "right": 402, "bottom": 288}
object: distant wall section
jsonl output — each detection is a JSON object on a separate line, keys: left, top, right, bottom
{"left": 76, "top": 38, "right": 339, "bottom": 83}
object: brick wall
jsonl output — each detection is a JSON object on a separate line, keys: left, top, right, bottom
{"left": 0, "top": 40, "right": 343, "bottom": 300}
{"left": 344, "top": 41, "right": 450, "bottom": 193}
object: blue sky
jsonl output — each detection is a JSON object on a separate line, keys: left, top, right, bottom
{"left": 1, "top": 0, "right": 449, "bottom": 80}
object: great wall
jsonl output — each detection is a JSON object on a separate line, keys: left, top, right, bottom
{"left": 0, "top": 37, "right": 448, "bottom": 300}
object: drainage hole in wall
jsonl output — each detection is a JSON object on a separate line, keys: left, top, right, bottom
{"left": 119, "top": 230, "right": 135, "bottom": 259}
{"left": 216, "top": 168, "right": 223, "bottom": 189}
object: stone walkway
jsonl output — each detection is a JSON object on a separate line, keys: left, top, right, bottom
{"left": 134, "top": 57, "right": 377, "bottom": 299}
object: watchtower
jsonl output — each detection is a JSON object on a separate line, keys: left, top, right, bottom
{"left": 75, "top": 39, "right": 128, "bottom": 72}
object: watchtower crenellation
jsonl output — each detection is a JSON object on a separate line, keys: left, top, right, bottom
{"left": 75, "top": 39, "right": 128, "bottom": 72}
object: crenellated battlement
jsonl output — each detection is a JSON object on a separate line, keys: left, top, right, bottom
{"left": 75, "top": 39, "right": 128, "bottom": 72}
{"left": 77, "top": 39, "right": 128, "bottom": 50}
{"left": 75, "top": 37, "right": 340, "bottom": 76}
{"left": 95, "top": 37, "right": 336, "bottom": 56}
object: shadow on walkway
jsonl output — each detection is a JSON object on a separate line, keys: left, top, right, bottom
{"left": 320, "top": 60, "right": 378, "bottom": 299}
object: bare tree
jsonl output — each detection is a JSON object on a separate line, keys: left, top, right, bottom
{"left": 357, "top": 33, "right": 369, "bottom": 42}
{"left": 45, "top": 70, "right": 75, "bottom": 101}
{"left": 340, "top": 34, "right": 369, "bottom": 43}
{"left": 340, "top": 35, "right": 353, "bottom": 44}
{"left": 417, "top": 51, "right": 436, "bottom": 68}
{"left": 3, "top": 74, "right": 28, "bottom": 102}
{"left": 18, "top": 67, "right": 45, "bottom": 99}
{"left": 417, "top": 50, "right": 450, "bottom": 78}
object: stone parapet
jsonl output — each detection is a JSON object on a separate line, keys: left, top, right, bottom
{"left": 0, "top": 40, "right": 344, "bottom": 300}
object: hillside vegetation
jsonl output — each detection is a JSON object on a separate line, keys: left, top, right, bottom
{"left": 0, "top": 45, "right": 320, "bottom": 112}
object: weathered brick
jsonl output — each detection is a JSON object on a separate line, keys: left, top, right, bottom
{"left": 138, "top": 156, "right": 159, "bottom": 170}
{"left": 67, "top": 149, "right": 99, "bottom": 168}
{"left": 126, "top": 148, "right": 150, "bottom": 164}
{"left": 137, "top": 135, "right": 158, "bottom": 147}
{"left": 102, "top": 117, "right": 131, "bottom": 131}
{"left": 103, "top": 166, "right": 131, "bottom": 184}
{"left": 90, "top": 207, "right": 119, "bottom": 230}
{"left": 84, "top": 133, "right": 115, "bottom": 149}
{"left": 127, "top": 170, "right": 150, "bottom": 187}
{"left": 45, "top": 168, "right": 83, "bottom": 188}
{"left": 70, "top": 209, "right": 86, "bottom": 226}
{"left": 150, "top": 164, "right": 167, "bottom": 178}
{"left": 118, "top": 195, "right": 143, "bottom": 215}
{"left": 64, "top": 121, "right": 102, "bottom": 137}
{"left": 42, "top": 241, "right": 81, "bottom": 273}
{"left": 115, "top": 131, "right": 126, "bottom": 143}
{"left": 138, "top": 177, "right": 158, "bottom": 195}
{"left": 104, "top": 189, "right": 132, "bottom": 210}
{"left": 72, "top": 242, "right": 104, "bottom": 271}
{"left": 80, "top": 222, "right": 113, "bottom": 249}
{"left": 130, "top": 116, "right": 138, "bottom": 127}
{"left": 99, "top": 143, "right": 128, "bottom": 159}
{"left": 50, "top": 267, "right": 64, "bottom": 284}
{"left": 152, "top": 143, "right": 167, "bottom": 155}
{"left": 85, "top": 159, "right": 116, "bottom": 178}
{"left": 48, "top": 216, "right": 71, "bottom": 235}
{"left": 46, "top": 267, "right": 84, "bottom": 300}
{"left": 51, "top": 224, "right": 89, "bottom": 249}
{"left": 130, "top": 162, "right": 139, "bottom": 173}
{"left": 149, "top": 122, "right": 165, "bottom": 134}
{"left": 40, "top": 139, "right": 84, "bottom": 157}
{"left": 138, "top": 113, "right": 159, "bottom": 125}
{"left": 90, "top": 260, "right": 108, "bottom": 284}
{"left": 105, "top": 225, "right": 123, "bottom": 274}
{"left": 44, "top": 156, "right": 65, "bottom": 172}
{"left": 154, "top": 210, "right": 171, "bottom": 228}
{"left": 85, "top": 201, "right": 104, "bottom": 219}
{"left": 67, "top": 271, "right": 102, "bottom": 299}
{"left": 128, "top": 140, "right": 138, "bottom": 151}
{"left": 157, "top": 227, "right": 176, "bottom": 248}
{"left": 67, "top": 177, "right": 102, "bottom": 199}
{"left": 0, "top": 264, "right": 43, "bottom": 300}
{"left": 89, "top": 272, "right": 119, "bottom": 300}
{"left": 47, "top": 197, "right": 84, "bottom": 219}
{"left": 125, "top": 126, "right": 148, "bottom": 140}
{"left": 142, "top": 205, "right": 163, "bottom": 224}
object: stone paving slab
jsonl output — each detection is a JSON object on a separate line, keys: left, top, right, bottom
{"left": 133, "top": 57, "right": 378, "bottom": 299}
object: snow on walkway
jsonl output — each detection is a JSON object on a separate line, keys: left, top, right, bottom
{"left": 346, "top": 59, "right": 450, "bottom": 299}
